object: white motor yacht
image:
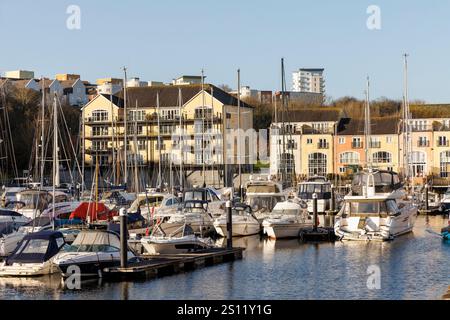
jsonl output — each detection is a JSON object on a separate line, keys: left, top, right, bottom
{"left": 334, "top": 170, "right": 418, "bottom": 241}
{"left": 262, "top": 200, "right": 312, "bottom": 239}
{"left": 213, "top": 204, "right": 260, "bottom": 237}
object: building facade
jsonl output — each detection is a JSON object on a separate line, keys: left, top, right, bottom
{"left": 292, "top": 68, "right": 325, "bottom": 94}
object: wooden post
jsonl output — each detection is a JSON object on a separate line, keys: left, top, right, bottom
{"left": 120, "top": 208, "right": 128, "bottom": 268}
{"left": 425, "top": 184, "right": 429, "bottom": 213}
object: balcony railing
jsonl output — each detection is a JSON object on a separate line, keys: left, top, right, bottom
{"left": 352, "top": 142, "right": 363, "bottom": 149}
{"left": 417, "top": 141, "right": 430, "bottom": 147}
{"left": 437, "top": 140, "right": 449, "bottom": 147}
{"left": 369, "top": 141, "right": 381, "bottom": 148}
{"left": 317, "top": 142, "right": 329, "bottom": 149}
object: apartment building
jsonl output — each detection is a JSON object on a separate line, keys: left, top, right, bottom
{"left": 292, "top": 68, "right": 325, "bottom": 94}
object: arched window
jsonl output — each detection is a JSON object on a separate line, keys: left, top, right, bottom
{"left": 372, "top": 151, "right": 392, "bottom": 164}
{"left": 308, "top": 153, "right": 327, "bottom": 177}
{"left": 440, "top": 151, "right": 450, "bottom": 177}
{"left": 339, "top": 152, "right": 360, "bottom": 164}
{"left": 409, "top": 151, "right": 426, "bottom": 177}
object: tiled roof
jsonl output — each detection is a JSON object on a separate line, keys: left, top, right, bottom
{"left": 337, "top": 117, "right": 400, "bottom": 135}
{"left": 274, "top": 108, "right": 341, "bottom": 123}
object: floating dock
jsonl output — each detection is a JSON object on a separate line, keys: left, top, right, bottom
{"left": 103, "top": 247, "right": 244, "bottom": 280}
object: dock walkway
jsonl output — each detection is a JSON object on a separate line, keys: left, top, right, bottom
{"left": 103, "top": 247, "right": 244, "bottom": 280}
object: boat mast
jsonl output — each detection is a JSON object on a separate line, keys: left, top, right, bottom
{"left": 364, "top": 76, "right": 372, "bottom": 169}
{"left": 157, "top": 92, "right": 162, "bottom": 188}
{"left": 178, "top": 88, "right": 183, "bottom": 190}
{"left": 40, "top": 77, "right": 46, "bottom": 187}
{"left": 403, "top": 53, "right": 411, "bottom": 184}
{"left": 123, "top": 67, "right": 128, "bottom": 188}
{"left": 110, "top": 94, "right": 116, "bottom": 185}
{"left": 52, "top": 94, "right": 59, "bottom": 230}
{"left": 201, "top": 69, "right": 206, "bottom": 187}
{"left": 280, "top": 58, "right": 287, "bottom": 182}
{"left": 133, "top": 99, "right": 139, "bottom": 194}
{"left": 237, "top": 69, "right": 242, "bottom": 199}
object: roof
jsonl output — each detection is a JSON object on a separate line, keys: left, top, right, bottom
{"left": 36, "top": 78, "right": 55, "bottom": 89}
{"left": 114, "top": 84, "right": 254, "bottom": 109}
{"left": 60, "top": 79, "right": 78, "bottom": 88}
{"left": 337, "top": 117, "right": 400, "bottom": 135}
{"left": 99, "top": 94, "right": 125, "bottom": 107}
{"left": 298, "top": 68, "right": 324, "bottom": 72}
{"left": 274, "top": 108, "right": 341, "bottom": 123}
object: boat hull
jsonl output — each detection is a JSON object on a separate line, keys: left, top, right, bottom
{"left": 214, "top": 222, "right": 260, "bottom": 237}
{"left": 263, "top": 222, "right": 313, "bottom": 239}
{"left": 0, "top": 261, "right": 58, "bottom": 277}
{"left": 141, "top": 237, "right": 210, "bottom": 254}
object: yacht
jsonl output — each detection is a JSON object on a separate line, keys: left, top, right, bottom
{"left": 244, "top": 175, "right": 287, "bottom": 223}
{"left": 297, "top": 176, "right": 333, "bottom": 215}
{"left": 213, "top": 204, "right": 260, "bottom": 237}
{"left": 140, "top": 224, "right": 212, "bottom": 254}
{"left": 334, "top": 170, "right": 418, "bottom": 241}
{"left": 53, "top": 229, "right": 136, "bottom": 279}
{"left": 129, "top": 192, "right": 179, "bottom": 222}
{"left": 439, "top": 188, "right": 450, "bottom": 214}
{"left": 7, "top": 190, "right": 52, "bottom": 220}
{"left": 262, "top": 200, "right": 312, "bottom": 239}
{"left": 0, "top": 231, "right": 65, "bottom": 277}
{"left": 181, "top": 188, "right": 226, "bottom": 218}
{"left": 161, "top": 200, "right": 215, "bottom": 237}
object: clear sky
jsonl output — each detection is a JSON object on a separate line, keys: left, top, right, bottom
{"left": 1, "top": 0, "right": 449, "bottom": 103}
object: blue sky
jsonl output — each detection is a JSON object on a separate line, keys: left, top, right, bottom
{"left": 1, "top": 0, "right": 449, "bottom": 103}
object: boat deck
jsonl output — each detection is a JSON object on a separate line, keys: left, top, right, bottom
{"left": 103, "top": 247, "right": 244, "bottom": 279}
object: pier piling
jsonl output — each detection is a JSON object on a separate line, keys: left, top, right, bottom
{"left": 226, "top": 200, "right": 232, "bottom": 248}
{"left": 120, "top": 208, "right": 128, "bottom": 269}
{"left": 313, "top": 193, "right": 318, "bottom": 232}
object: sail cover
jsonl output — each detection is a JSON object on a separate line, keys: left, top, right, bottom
{"left": 6, "top": 231, "right": 65, "bottom": 264}
{"left": 69, "top": 202, "right": 115, "bottom": 221}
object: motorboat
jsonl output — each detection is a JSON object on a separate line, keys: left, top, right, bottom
{"left": 442, "top": 220, "right": 450, "bottom": 240}
{"left": 334, "top": 170, "right": 418, "bottom": 241}
{"left": 0, "top": 231, "right": 65, "bottom": 276}
{"left": 6, "top": 190, "right": 52, "bottom": 220}
{"left": 161, "top": 200, "right": 215, "bottom": 237}
{"left": 213, "top": 203, "right": 260, "bottom": 237}
{"left": 129, "top": 192, "right": 179, "bottom": 222}
{"left": 297, "top": 176, "right": 332, "bottom": 214}
{"left": 0, "top": 209, "right": 30, "bottom": 233}
{"left": 1, "top": 187, "right": 26, "bottom": 205}
{"left": 100, "top": 190, "right": 136, "bottom": 210}
{"left": 53, "top": 229, "right": 136, "bottom": 279}
{"left": 262, "top": 200, "right": 312, "bottom": 239}
{"left": 439, "top": 188, "right": 450, "bottom": 214}
{"left": 244, "top": 176, "right": 287, "bottom": 223}
{"left": 181, "top": 188, "right": 226, "bottom": 218}
{"left": 140, "top": 223, "right": 212, "bottom": 254}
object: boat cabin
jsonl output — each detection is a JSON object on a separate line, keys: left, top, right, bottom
{"left": 351, "top": 170, "right": 402, "bottom": 196}
{"left": 339, "top": 198, "right": 402, "bottom": 218}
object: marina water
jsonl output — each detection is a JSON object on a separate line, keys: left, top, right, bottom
{"left": 0, "top": 215, "right": 448, "bottom": 300}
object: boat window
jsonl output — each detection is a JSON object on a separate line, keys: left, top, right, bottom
{"left": 19, "top": 239, "right": 49, "bottom": 255}
{"left": 67, "top": 244, "right": 119, "bottom": 252}
{"left": 184, "top": 191, "right": 204, "bottom": 201}
{"left": 246, "top": 185, "right": 279, "bottom": 193}
{"left": 56, "top": 237, "right": 65, "bottom": 248}
{"left": 272, "top": 209, "right": 299, "bottom": 215}
{"left": 350, "top": 202, "right": 379, "bottom": 214}
{"left": 210, "top": 191, "right": 220, "bottom": 201}
{"left": 386, "top": 200, "right": 398, "bottom": 214}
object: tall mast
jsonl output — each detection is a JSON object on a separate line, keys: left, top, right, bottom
{"left": 157, "top": 92, "right": 162, "bottom": 188}
{"left": 201, "top": 69, "right": 206, "bottom": 187}
{"left": 403, "top": 53, "right": 410, "bottom": 182}
{"left": 364, "top": 76, "right": 372, "bottom": 168}
{"left": 178, "top": 88, "right": 183, "bottom": 190}
{"left": 52, "top": 94, "right": 59, "bottom": 230}
{"left": 123, "top": 67, "right": 128, "bottom": 187}
{"left": 210, "top": 86, "right": 215, "bottom": 187}
{"left": 237, "top": 69, "right": 242, "bottom": 199}
{"left": 40, "top": 77, "right": 46, "bottom": 187}
{"left": 280, "top": 58, "right": 287, "bottom": 181}
{"left": 110, "top": 94, "right": 116, "bottom": 185}
{"left": 133, "top": 100, "right": 139, "bottom": 194}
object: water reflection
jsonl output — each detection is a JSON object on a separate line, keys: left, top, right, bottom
{"left": 0, "top": 216, "right": 448, "bottom": 300}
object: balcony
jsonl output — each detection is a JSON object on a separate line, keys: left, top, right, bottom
{"left": 317, "top": 142, "right": 329, "bottom": 149}
{"left": 352, "top": 142, "right": 363, "bottom": 149}
{"left": 437, "top": 140, "right": 449, "bottom": 147}
{"left": 369, "top": 141, "right": 381, "bottom": 148}
{"left": 417, "top": 141, "right": 430, "bottom": 148}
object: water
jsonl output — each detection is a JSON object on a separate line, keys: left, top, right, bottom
{"left": 0, "top": 216, "right": 448, "bottom": 300}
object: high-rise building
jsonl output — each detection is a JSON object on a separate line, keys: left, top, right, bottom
{"left": 292, "top": 68, "right": 325, "bottom": 94}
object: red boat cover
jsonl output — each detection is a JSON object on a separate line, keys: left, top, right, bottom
{"left": 69, "top": 202, "right": 117, "bottom": 221}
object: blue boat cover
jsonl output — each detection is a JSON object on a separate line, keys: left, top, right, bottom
{"left": 6, "top": 230, "right": 65, "bottom": 265}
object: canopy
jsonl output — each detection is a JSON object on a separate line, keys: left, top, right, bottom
{"left": 6, "top": 231, "right": 65, "bottom": 264}
{"left": 72, "top": 230, "right": 120, "bottom": 249}
{"left": 69, "top": 202, "right": 115, "bottom": 221}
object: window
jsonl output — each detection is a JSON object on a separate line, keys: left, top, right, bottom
{"left": 438, "top": 136, "right": 448, "bottom": 147}
{"left": 369, "top": 137, "right": 381, "bottom": 148}
{"left": 386, "top": 136, "right": 392, "bottom": 143}
{"left": 308, "top": 153, "right": 327, "bottom": 177}
{"left": 92, "top": 140, "right": 108, "bottom": 151}
{"left": 338, "top": 137, "right": 345, "bottom": 144}
{"left": 127, "top": 125, "right": 143, "bottom": 135}
{"left": 339, "top": 167, "right": 346, "bottom": 173}
{"left": 418, "top": 136, "right": 428, "bottom": 147}
{"left": 92, "top": 110, "right": 108, "bottom": 122}
{"left": 409, "top": 151, "right": 426, "bottom": 177}
{"left": 440, "top": 151, "right": 450, "bottom": 177}
{"left": 372, "top": 151, "right": 392, "bottom": 164}
{"left": 307, "top": 138, "right": 312, "bottom": 144}
{"left": 340, "top": 152, "right": 360, "bottom": 164}
{"left": 92, "top": 126, "right": 108, "bottom": 136}
{"left": 352, "top": 137, "right": 362, "bottom": 148}
{"left": 137, "top": 140, "right": 146, "bottom": 151}
{"left": 318, "top": 139, "right": 328, "bottom": 149}
{"left": 128, "top": 110, "right": 145, "bottom": 121}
